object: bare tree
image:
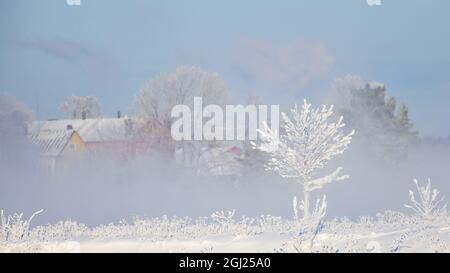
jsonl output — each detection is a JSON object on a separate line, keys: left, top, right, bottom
{"left": 132, "top": 66, "right": 228, "bottom": 169}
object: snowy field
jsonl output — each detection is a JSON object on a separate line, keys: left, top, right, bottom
{"left": 2, "top": 207, "right": 450, "bottom": 253}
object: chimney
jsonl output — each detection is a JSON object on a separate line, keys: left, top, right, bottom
{"left": 117, "top": 111, "right": 121, "bottom": 119}
{"left": 81, "top": 111, "right": 87, "bottom": 120}
{"left": 67, "top": 124, "right": 73, "bottom": 131}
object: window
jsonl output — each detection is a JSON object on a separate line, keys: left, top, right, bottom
{"left": 68, "top": 143, "right": 76, "bottom": 151}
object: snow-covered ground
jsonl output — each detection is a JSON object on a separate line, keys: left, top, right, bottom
{"left": 1, "top": 209, "right": 449, "bottom": 253}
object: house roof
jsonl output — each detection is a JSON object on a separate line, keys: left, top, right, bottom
{"left": 28, "top": 127, "right": 75, "bottom": 157}
{"left": 29, "top": 118, "right": 140, "bottom": 143}
{"left": 28, "top": 118, "right": 144, "bottom": 156}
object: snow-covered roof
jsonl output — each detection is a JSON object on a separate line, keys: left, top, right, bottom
{"left": 28, "top": 118, "right": 144, "bottom": 156}
{"left": 28, "top": 127, "right": 75, "bottom": 157}
{"left": 29, "top": 118, "right": 138, "bottom": 144}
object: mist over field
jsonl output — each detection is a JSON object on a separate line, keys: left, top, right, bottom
{"left": 1, "top": 78, "right": 449, "bottom": 226}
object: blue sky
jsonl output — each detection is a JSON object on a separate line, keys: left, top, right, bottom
{"left": 0, "top": 0, "right": 449, "bottom": 137}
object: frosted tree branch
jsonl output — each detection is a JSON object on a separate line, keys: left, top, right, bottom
{"left": 308, "top": 167, "right": 349, "bottom": 192}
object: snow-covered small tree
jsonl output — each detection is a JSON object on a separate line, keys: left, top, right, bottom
{"left": 404, "top": 178, "right": 447, "bottom": 219}
{"left": 59, "top": 95, "right": 102, "bottom": 119}
{"left": 253, "top": 100, "right": 354, "bottom": 219}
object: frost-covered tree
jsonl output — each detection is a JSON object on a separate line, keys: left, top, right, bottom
{"left": 0, "top": 94, "right": 34, "bottom": 139}
{"left": 0, "top": 94, "right": 35, "bottom": 164}
{"left": 59, "top": 95, "right": 102, "bottom": 119}
{"left": 404, "top": 178, "right": 447, "bottom": 219}
{"left": 132, "top": 66, "right": 228, "bottom": 166}
{"left": 333, "top": 75, "right": 417, "bottom": 160}
{"left": 253, "top": 100, "right": 354, "bottom": 219}
{"left": 133, "top": 66, "right": 228, "bottom": 130}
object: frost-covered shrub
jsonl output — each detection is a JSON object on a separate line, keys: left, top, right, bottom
{"left": 323, "top": 217, "right": 354, "bottom": 235}
{"left": 425, "top": 234, "right": 449, "bottom": 253}
{"left": 405, "top": 178, "right": 448, "bottom": 219}
{"left": 210, "top": 210, "right": 257, "bottom": 236}
{"left": 358, "top": 215, "right": 374, "bottom": 226}
{"left": 390, "top": 224, "right": 449, "bottom": 253}
{"left": 189, "top": 217, "right": 210, "bottom": 239}
{"left": 357, "top": 215, "right": 376, "bottom": 230}
{"left": 256, "top": 215, "right": 284, "bottom": 234}
{"left": 234, "top": 216, "right": 256, "bottom": 236}
{"left": 211, "top": 210, "right": 235, "bottom": 226}
{"left": 134, "top": 216, "right": 191, "bottom": 239}
{"left": 375, "top": 210, "right": 416, "bottom": 230}
{"left": 89, "top": 216, "right": 195, "bottom": 241}
{"left": 0, "top": 209, "right": 43, "bottom": 243}
{"left": 278, "top": 230, "right": 363, "bottom": 253}
{"left": 314, "top": 234, "right": 363, "bottom": 253}
{"left": 30, "top": 220, "right": 88, "bottom": 242}
{"left": 90, "top": 221, "right": 132, "bottom": 240}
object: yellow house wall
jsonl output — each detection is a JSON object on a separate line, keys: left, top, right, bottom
{"left": 61, "top": 132, "right": 86, "bottom": 156}
{"left": 57, "top": 132, "right": 87, "bottom": 172}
